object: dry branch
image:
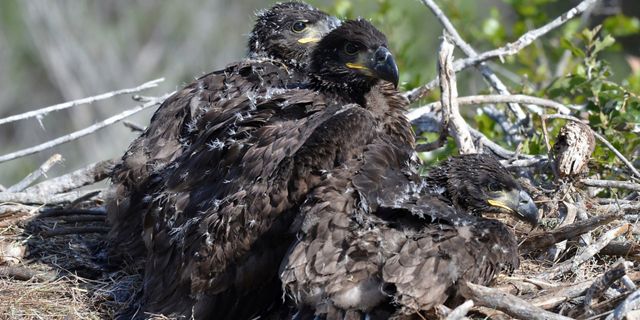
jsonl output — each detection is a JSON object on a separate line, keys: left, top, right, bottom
{"left": 581, "top": 179, "right": 640, "bottom": 192}
{"left": 419, "top": 0, "right": 526, "bottom": 126}
{"left": 0, "top": 94, "right": 171, "bottom": 164}
{"left": 520, "top": 212, "right": 622, "bottom": 254}
{"left": 0, "top": 189, "right": 102, "bottom": 205}
{"left": 531, "top": 280, "right": 594, "bottom": 310}
{"left": 437, "top": 34, "right": 475, "bottom": 154}
{"left": 406, "top": 94, "right": 571, "bottom": 122}
{"left": 445, "top": 300, "right": 474, "bottom": 320}
{"left": 123, "top": 120, "right": 146, "bottom": 132}
{"left": 536, "top": 224, "right": 630, "bottom": 279}
{"left": 6, "top": 154, "right": 63, "bottom": 192}
{"left": 460, "top": 281, "right": 572, "bottom": 320}
{"left": 610, "top": 288, "right": 640, "bottom": 320}
{"left": 23, "top": 159, "right": 115, "bottom": 196}
{"left": 0, "top": 265, "right": 56, "bottom": 282}
{"left": 0, "top": 78, "right": 163, "bottom": 126}
{"left": 578, "top": 261, "right": 630, "bottom": 317}
{"left": 403, "top": 0, "right": 599, "bottom": 103}
{"left": 600, "top": 241, "right": 640, "bottom": 260}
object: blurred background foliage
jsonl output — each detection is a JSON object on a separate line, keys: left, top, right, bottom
{"left": 0, "top": 0, "right": 639, "bottom": 187}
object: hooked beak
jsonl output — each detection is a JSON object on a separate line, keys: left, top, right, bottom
{"left": 346, "top": 46, "right": 399, "bottom": 88}
{"left": 297, "top": 18, "right": 341, "bottom": 44}
{"left": 298, "top": 30, "right": 321, "bottom": 44}
{"left": 487, "top": 189, "right": 539, "bottom": 225}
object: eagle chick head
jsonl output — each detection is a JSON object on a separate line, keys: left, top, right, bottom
{"left": 427, "top": 153, "right": 539, "bottom": 225}
{"left": 249, "top": 2, "right": 340, "bottom": 69}
{"left": 310, "top": 19, "right": 399, "bottom": 98}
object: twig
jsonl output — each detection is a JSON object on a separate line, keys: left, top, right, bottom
{"left": 530, "top": 272, "right": 640, "bottom": 311}
{"left": 403, "top": 0, "right": 599, "bottom": 103}
{"left": 581, "top": 179, "right": 640, "bottom": 192}
{"left": 445, "top": 300, "right": 474, "bottom": 320}
{"left": 123, "top": 120, "right": 146, "bottom": 132}
{"left": 531, "top": 279, "right": 597, "bottom": 310}
{"left": 0, "top": 189, "right": 102, "bottom": 205}
{"left": 0, "top": 78, "right": 163, "bottom": 126}
{"left": 0, "top": 265, "right": 56, "bottom": 282}
{"left": 536, "top": 224, "right": 630, "bottom": 279}
{"left": 39, "top": 226, "right": 109, "bottom": 237}
{"left": 544, "top": 114, "right": 640, "bottom": 180}
{"left": 459, "top": 281, "right": 572, "bottom": 320}
{"left": 520, "top": 212, "right": 622, "bottom": 254}
{"left": 410, "top": 109, "right": 544, "bottom": 161}
{"left": 609, "top": 288, "right": 640, "bottom": 320}
{"left": 578, "top": 261, "right": 630, "bottom": 317}
{"left": 406, "top": 94, "right": 571, "bottom": 121}
{"left": 419, "top": 0, "right": 526, "bottom": 127}
{"left": 598, "top": 203, "right": 640, "bottom": 215}
{"left": 600, "top": 241, "right": 640, "bottom": 260}
{"left": 437, "top": 34, "right": 475, "bottom": 154}
{"left": 0, "top": 94, "right": 171, "bottom": 164}
{"left": 6, "top": 154, "right": 63, "bottom": 192}
{"left": 24, "top": 159, "right": 115, "bottom": 196}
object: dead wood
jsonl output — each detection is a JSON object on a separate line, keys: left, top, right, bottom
{"left": 23, "top": 159, "right": 116, "bottom": 196}
{"left": 459, "top": 281, "right": 573, "bottom": 320}
{"left": 0, "top": 265, "right": 56, "bottom": 282}
{"left": 574, "top": 261, "right": 630, "bottom": 318}
{"left": 520, "top": 212, "right": 622, "bottom": 254}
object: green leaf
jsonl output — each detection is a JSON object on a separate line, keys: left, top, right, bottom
{"left": 560, "top": 37, "right": 585, "bottom": 58}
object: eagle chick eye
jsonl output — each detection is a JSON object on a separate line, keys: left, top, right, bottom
{"left": 344, "top": 42, "right": 359, "bottom": 55}
{"left": 291, "top": 21, "right": 307, "bottom": 33}
{"left": 487, "top": 182, "right": 500, "bottom": 192}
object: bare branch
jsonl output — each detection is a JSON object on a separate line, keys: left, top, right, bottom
{"left": 459, "top": 281, "right": 572, "bottom": 320}
{"left": 610, "top": 288, "right": 640, "bottom": 320}
{"left": 6, "top": 154, "right": 64, "bottom": 192}
{"left": 0, "top": 78, "right": 163, "bottom": 126}
{"left": 531, "top": 280, "right": 598, "bottom": 310}
{"left": 123, "top": 120, "right": 146, "bottom": 132}
{"left": 536, "top": 224, "right": 630, "bottom": 279}
{"left": 0, "top": 189, "right": 102, "bottom": 205}
{"left": 406, "top": 94, "right": 571, "bottom": 121}
{"left": 581, "top": 179, "right": 640, "bottom": 192}
{"left": 600, "top": 241, "right": 640, "bottom": 260}
{"left": 445, "top": 300, "right": 474, "bottom": 320}
{"left": 411, "top": 110, "right": 541, "bottom": 160}
{"left": 0, "top": 265, "right": 56, "bottom": 282}
{"left": 404, "top": 0, "right": 599, "bottom": 103}
{"left": 0, "top": 94, "right": 170, "bottom": 164}
{"left": 438, "top": 34, "right": 475, "bottom": 154}
{"left": 578, "top": 261, "right": 631, "bottom": 317}
{"left": 520, "top": 212, "right": 622, "bottom": 254}
{"left": 419, "top": 0, "right": 526, "bottom": 124}
{"left": 24, "top": 159, "right": 115, "bottom": 196}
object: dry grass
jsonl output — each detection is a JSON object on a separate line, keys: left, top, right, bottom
{"left": 0, "top": 206, "right": 141, "bottom": 320}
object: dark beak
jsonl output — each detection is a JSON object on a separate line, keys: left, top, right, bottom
{"left": 488, "top": 189, "right": 539, "bottom": 225}
{"left": 370, "top": 46, "right": 399, "bottom": 88}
